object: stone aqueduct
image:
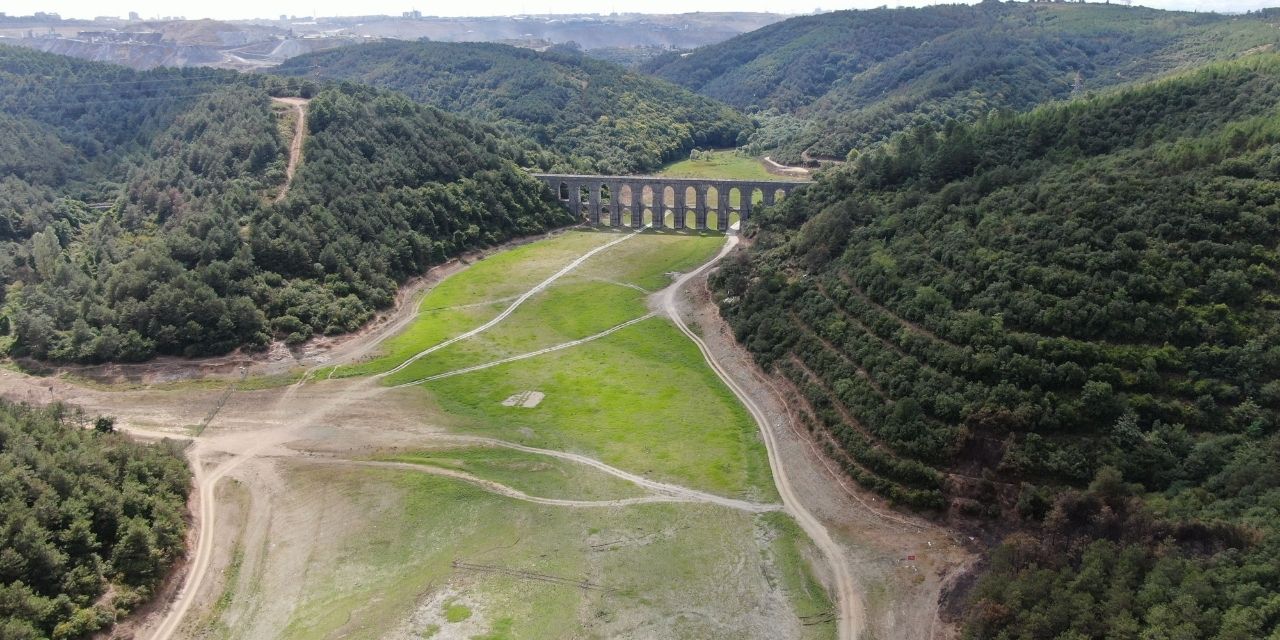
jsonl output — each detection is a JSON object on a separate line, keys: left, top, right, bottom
{"left": 532, "top": 174, "right": 810, "bottom": 231}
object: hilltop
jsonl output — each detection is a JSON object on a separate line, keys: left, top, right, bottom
{"left": 645, "top": 3, "right": 1280, "bottom": 163}
{"left": 275, "top": 40, "right": 752, "bottom": 174}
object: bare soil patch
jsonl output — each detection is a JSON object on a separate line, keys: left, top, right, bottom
{"left": 501, "top": 390, "right": 545, "bottom": 408}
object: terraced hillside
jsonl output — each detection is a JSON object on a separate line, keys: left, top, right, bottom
{"left": 645, "top": 3, "right": 1280, "bottom": 164}
{"left": 275, "top": 40, "right": 752, "bottom": 174}
{"left": 712, "top": 55, "right": 1280, "bottom": 638}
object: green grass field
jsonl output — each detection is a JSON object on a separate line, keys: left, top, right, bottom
{"left": 414, "top": 317, "right": 776, "bottom": 499}
{"left": 658, "top": 150, "right": 793, "bottom": 182}
{"left": 378, "top": 232, "right": 723, "bottom": 384}
{"left": 362, "top": 230, "right": 771, "bottom": 498}
{"left": 335, "top": 232, "right": 619, "bottom": 378}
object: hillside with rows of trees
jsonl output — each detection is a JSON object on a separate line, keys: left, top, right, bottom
{"left": 275, "top": 40, "right": 752, "bottom": 175}
{"left": 645, "top": 2, "right": 1280, "bottom": 165}
{"left": 0, "top": 46, "right": 572, "bottom": 363}
{"left": 711, "top": 55, "right": 1280, "bottom": 638}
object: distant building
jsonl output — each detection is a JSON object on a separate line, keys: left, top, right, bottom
{"left": 403, "top": 10, "right": 422, "bottom": 18}
{"left": 129, "top": 11, "right": 140, "bottom": 21}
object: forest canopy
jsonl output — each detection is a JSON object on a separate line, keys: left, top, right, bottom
{"left": 712, "top": 54, "right": 1280, "bottom": 638}
{"left": 276, "top": 40, "right": 752, "bottom": 175}
{"left": 645, "top": 2, "right": 1280, "bottom": 164}
{"left": 0, "top": 46, "right": 573, "bottom": 363}
{"left": 0, "top": 401, "right": 189, "bottom": 639}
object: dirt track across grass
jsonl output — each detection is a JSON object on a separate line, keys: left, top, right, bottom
{"left": 0, "top": 228, "right": 971, "bottom": 640}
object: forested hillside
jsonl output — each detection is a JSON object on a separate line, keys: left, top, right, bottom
{"left": 0, "top": 46, "right": 572, "bottom": 363}
{"left": 712, "top": 56, "right": 1280, "bottom": 638}
{"left": 0, "top": 401, "right": 189, "bottom": 639}
{"left": 645, "top": 2, "right": 1280, "bottom": 164}
{"left": 275, "top": 40, "right": 751, "bottom": 174}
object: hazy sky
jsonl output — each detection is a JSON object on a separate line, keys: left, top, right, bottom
{"left": 4, "top": 0, "right": 1273, "bottom": 21}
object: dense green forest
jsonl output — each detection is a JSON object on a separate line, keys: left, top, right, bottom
{"left": 0, "top": 401, "right": 189, "bottom": 639}
{"left": 275, "top": 40, "right": 751, "bottom": 174}
{"left": 0, "top": 45, "right": 572, "bottom": 362}
{"left": 645, "top": 2, "right": 1280, "bottom": 164}
{"left": 712, "top": 55, "right": 1280, "bottom": 638}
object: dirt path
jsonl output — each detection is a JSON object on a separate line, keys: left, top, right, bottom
{"left": 298, "top": 457, "right": 782, "bottom": 512}
{"left": 657, "top": 231, "right": 864, "bottom": 640}
{"left": 380, "top": 226, "right": 646, "bottom": 379}
{"left": 762, "top": 155, "right": 813, "bottom": 178}
{"left": 272, "top": 97, "right": 307, "bottom": 203}
{"left": 390, "top": 313, "right": 655, "bottom": 388}
{"left": 430, "top": 433, "right": 783, "bottom": 512}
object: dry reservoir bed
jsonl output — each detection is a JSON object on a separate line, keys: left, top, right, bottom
{"left": 31, "top": 229, "right": 840, "bottom": 640}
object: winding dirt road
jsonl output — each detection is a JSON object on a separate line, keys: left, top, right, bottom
{"left": 659, "top": 232, "right": 864, "bottom": 640}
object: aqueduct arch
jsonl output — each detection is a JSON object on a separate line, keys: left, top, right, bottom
{"left": 531, "top": 173, "right": 810, "bottom": 231}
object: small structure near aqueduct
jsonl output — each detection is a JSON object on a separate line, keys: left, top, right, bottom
{"left": 531, "top": 173, "right": 809, "bottom": 231}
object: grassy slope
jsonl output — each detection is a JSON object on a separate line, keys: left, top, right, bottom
{"left": 420, "top": 317, "right": 776, "bottom": 499}
{"left": 335, "top": 232, "right": 616, "bottom": 378}
{"left": 380, "top": 232, "right": 721, "bottom": 382}
{"left": 396, "top": 231, "right": 773, "bottom": 498}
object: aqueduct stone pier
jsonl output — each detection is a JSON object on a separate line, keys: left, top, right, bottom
{"left": 532, "top": 173, "right": 810, "bottom": 231}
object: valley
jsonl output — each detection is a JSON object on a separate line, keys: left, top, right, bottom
{"left": 4, "top": 3, "right": 1280, "bottom": 639}
{"left": 0, "top": 228, "right": 965, "bottom": 639}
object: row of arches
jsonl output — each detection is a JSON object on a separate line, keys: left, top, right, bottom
{"left": 548, "top": 179, "right": 798, "bottom": 231}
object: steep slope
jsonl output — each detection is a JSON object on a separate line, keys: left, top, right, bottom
{"left": 275, "top": 40, "right": 751, "bottom": 174}
{"left": 645, "top": 3, "right": 1280, "bottom": 163}
{"left": 0, "top": 46, "right": 571, "bottom": 363}
{"left": 712, "top": 55, "right": 1280, "bottom": 638}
